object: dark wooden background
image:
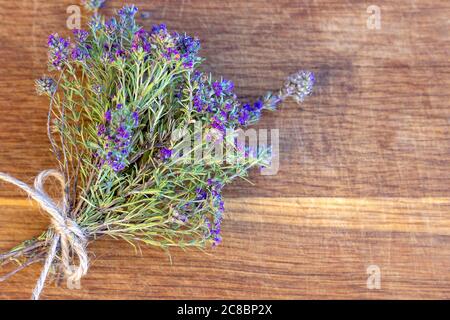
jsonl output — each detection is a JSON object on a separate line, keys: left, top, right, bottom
{"left": 0, "top": 0, "right": 449, "bottom": 299}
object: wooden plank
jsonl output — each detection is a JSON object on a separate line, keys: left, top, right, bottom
{"left": 0, "top": 197, "right": 449, "bottom": 299}
{"left": 2, "top": 197, "right": 450, "bottom": 235}
{"left": 1, "top": 0, "right": 449, "bottom": 197}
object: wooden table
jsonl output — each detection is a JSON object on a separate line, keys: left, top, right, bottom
{"left": 0, "top": 0, "right": 449, "bottom": 299}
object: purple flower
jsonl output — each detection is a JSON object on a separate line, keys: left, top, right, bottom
{"left": 97, "top": 124, "right": 106, "bottom": 136}
{"left": 160, "top": 147, "right": 172, "bottom": 161}
{"left": 110, "top": 160, "right": 125, "bottom": 172}
{"left": 115, "top": 49, "right": 127, "bottom": 59}
{"left": 118, "top": 4, "right": 138, "bottom": 19}
{"left": 222, "top": 80, "right": 234, "bottom": 94}
{"left": 132, "top": 111, "right": 139, "bottom": 126}
{"left": 196, "top": 188, "right": 208, "bottom": 200}
{"left": 118, "top": 5, "right": 139, "bottom": 30}
{"left": 105, "top": 18, "right": 118, "bottom": 33}
{"left": 101, "top": 42, "right": 124, "bottom": 63}
{"left": 164, "top": 47, "right": 181, "bottom": 61}
{"left": 104, "top": 110, "right": 112, "bottom": 122}
{"left": 235, "top": 100, "right": 264, "bottom": 125}
{"left": 73, "top": 29, "right": 89, "bottom": 43}
{"left": 132, "top": 29, "right": 151, "bottom": 53}
{"left": 116, "top": 125, "right": 130, "bottom": 140}
{"left": 193, "top": 95, "right": 203, "bottom": 112}
{"left": 97, "top": 106, "right": 136, "bottom": 172}
{"left": 254, "top": 100, "right": 263, "bottom": 111}
{"left": 238, "top": 110, "right": 249, "bottom": 125}
{"left": 243, "top": 103, "right": 252, "bottom": 112}
{"left": 47, "top": 34, "right": 70, "bottom": 70}
{"left": 151, "top": 24, "right": 167, "bottom": 34}
{"left": 176, "top": 34, "right": 200, "bottom": 55}
{"left": 89, "top": 14, "right": 103, "bottom": 32}
{"left": 72, "top": 46, "right": 90, "bottom": 61}
{"left": 211, "top": 80, "right": 235, "bottom": 98}
{"left": 210, "top": 218, "right": 223, "bottom": 247}
{"left": 212, "top": 81, "right": 222, "bottom": 97}
{"left": 208, "top": 178, "right": 224, "bottom": 191}
{"left": 175, "top": 33, "right": 200, "bottom": 68}
{"left": 211, "top": 116, "right": 225, "bottom": 132}
{"left": 192, "top": 74, "right": 248, "bottom": 130}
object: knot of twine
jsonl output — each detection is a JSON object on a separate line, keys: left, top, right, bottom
{"left": 0, "top": 170, "right": 88, "bottom": 300}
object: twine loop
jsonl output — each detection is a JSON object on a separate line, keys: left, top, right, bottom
{"left": 0, "top": 170, "right": 88, "bottom": 300}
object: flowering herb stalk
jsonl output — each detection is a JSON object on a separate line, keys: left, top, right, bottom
{"left": 0, "top": 3, "right": 314, "bottom": 299}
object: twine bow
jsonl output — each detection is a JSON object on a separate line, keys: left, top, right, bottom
{"left": 0, "top": 170, "right": 88, "bottom": 300}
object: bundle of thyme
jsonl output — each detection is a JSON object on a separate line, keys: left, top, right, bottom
{"left": 0, "top": 2, "right": 314, "bottom": 299}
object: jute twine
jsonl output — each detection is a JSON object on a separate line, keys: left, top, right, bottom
{"left": 0, "top": 170, "right": 88, "bottom": 300}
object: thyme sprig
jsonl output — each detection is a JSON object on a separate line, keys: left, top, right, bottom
{"left": 1, "top": 4, "right": 315, "bottom": 284}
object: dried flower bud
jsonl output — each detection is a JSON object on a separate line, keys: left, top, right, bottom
{"left": 35, "top": 76, "right": 57, "bottom": 96}
{"left": 82, "top": 0, "right": 106, "bottom": 12}
{"left": 282, "top": 70, "right": 315, "bottom": 103}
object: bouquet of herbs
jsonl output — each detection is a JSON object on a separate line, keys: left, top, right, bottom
{"left": 0, "top": 2, "right": 314, "bottom": 299}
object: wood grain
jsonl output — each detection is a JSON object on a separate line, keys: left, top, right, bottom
{"left": 0, "top": 0, "right": 449, "bottom": 299}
